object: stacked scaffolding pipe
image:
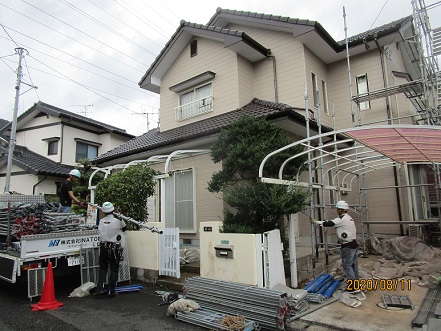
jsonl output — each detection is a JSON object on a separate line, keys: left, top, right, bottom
{"left": 183, "top": 277, "right": 308, "bottom": 330}
{"left": 176, "top": 309, "right": 260, "bottom": 331}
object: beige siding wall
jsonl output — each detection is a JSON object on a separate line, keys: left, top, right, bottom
{"left": 228, "top": 24, "right": 306, "bottom": 108}
{"left": 254, "top": 57, "right": 276, "bottom": 102}
{"left": 328, "top": 50, "right": 388, "bottom": 130}
{"left": 237, "top": 55, "right": 255, "bottom": 107}
{"left": 384, "top": 42, "right": 416, "bottom": 124}
{"left": 159, "top": 38, "right": 241, "bottom": 132}
{"left": 304, "top": 46, "right": 333, "bottom": 128}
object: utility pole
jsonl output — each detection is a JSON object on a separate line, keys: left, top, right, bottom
{"left": 4, "top": 48, "right": 28, "bottom": 193}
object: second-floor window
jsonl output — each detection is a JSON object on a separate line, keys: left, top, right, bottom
{"left": 322, "top": 80, "right": 329, "bottom": 115}
{"left": 190, "top": 40, "right": 197, "bottom": 57}
{"left": 48, "top": 140, "right": 58, "bottom": 155}
{"left": 356, "top": 74, "right": 371, "bottom": 110}
{"left": 312, "top": 72, "right": 319, "bottom": 108}
{"left": 176, "top": 83, "right": 213, "bottom": 121}
{"left": 76, "top": 141, "right": 98, "bottom": 162}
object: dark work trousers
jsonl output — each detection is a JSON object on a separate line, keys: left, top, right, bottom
{"left": 97, "top": 242, "right": 121, "bottom": 295}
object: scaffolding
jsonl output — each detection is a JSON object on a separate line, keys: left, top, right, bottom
{"left": 259, "top": 0, "right": 441, "bottom": 274}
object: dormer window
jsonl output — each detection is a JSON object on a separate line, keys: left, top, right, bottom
{"left": 190, "top": 40, "right": 197, "bottom": 57}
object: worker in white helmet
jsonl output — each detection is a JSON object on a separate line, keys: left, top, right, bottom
{"left": 310, "top": 200, "right": 359, "bottom": 287}
{"left": 57, "top": 169, "right": 86, "bottom": 213}
{"left": 93, "top": 201, "right": 127, "bottom": 298}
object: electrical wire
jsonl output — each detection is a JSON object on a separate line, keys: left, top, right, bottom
{"left": 23, "top": 56, "right": 40, "bottom": 101}
{"left": 365, "top": 0, "right": 390, "bottom": 37}
{"left": 29, "top": 56, "right": 157, "bottom": 122}
{"left": 86, "top": 0, "right": 167, "bottom": 49}
{"left": 57, "top": 0, "right": 161, "bottom": 56}
{"left": 13, "top": 2, "right": 151, "bottom": 68}
{"left": 113, "top": 0, "right": 172, "bottom": 39}
{"left": 0, "top": 35, "right": 150, "bottom": 89}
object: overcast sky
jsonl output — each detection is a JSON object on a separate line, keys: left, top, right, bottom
{"left": 0, "top": 0, "right": 440, "bottom": 136}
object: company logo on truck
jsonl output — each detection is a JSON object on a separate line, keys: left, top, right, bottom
{"left": 47, "top": 236, "right": 100, "bottom": 248}
{"left": 48, "top": 240, "right": 61, "bottom": 247}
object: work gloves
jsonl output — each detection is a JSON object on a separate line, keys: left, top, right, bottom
{"left": 310, "top": 218, "right": 323, "bottom": 225}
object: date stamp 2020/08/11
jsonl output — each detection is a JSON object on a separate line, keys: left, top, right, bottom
{"left": 346, "top": 278, "right": 412, "bottom": 291}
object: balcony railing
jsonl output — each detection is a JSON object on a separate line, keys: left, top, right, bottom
{"left": 174, "top": 96, "right": 213, "bottom": 121}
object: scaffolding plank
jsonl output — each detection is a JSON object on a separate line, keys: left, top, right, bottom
{"left": 412, "top": 289, "right": 439, "bottom": 327}
{"left": 352, "top": 80, "right": 424, "bottom": 103}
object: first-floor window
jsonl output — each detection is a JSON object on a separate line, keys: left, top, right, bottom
{"left": 76, "top": 142, "right": 98, "bottom": 162}
{"left": 174, "top": 169, "right": 195, "bottom": 231}
{"left": 159, "top": 168, "right": 195, "bottom": 231}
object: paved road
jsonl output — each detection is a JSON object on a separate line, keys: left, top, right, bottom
{"left": 0, "top": 273, "right": 343, "bottom": 331}
{"left": 0, "top": 273, "right": 205, "bottom": 331}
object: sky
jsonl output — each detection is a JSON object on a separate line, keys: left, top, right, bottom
{"left": 0, "top": 0, "right": 440, "bottom": 137}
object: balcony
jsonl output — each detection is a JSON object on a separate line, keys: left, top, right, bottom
{"left": 174, "top": 96, "right": 213, "bottom": 121}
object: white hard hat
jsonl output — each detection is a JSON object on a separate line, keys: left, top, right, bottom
{"left": 336, "top": 200, "right": 349, "bottom": 210}
{"left": 102, "top": 201, "right": 114, "bottom": 213}
{"left": 69, "top": 169, "right": 81, "bottom": 178}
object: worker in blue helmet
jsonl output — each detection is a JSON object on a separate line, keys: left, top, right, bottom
{"left": 310, "top": 201, "right": 359, "bottom": 288}
{"left": 58, "top": 169, "right": 86, "bottom": 213}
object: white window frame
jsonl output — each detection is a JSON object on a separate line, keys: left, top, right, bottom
{"left": 158, "top": 168, "right": 196, "bottom": 232}
{"left": 356, "top": 74, "right": 371, "bottom": 110}
{"left": 173, "top": 168, "right": 196, "bottom": 233}
{"left": 176, "top": 83, "right": 213, "bottom": 121}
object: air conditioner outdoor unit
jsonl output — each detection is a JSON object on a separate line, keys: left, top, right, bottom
{"left": 408, "top": 224, "right": 424, "bottom": 239}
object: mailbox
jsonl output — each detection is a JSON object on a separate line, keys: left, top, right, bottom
{"left": 214, "top": 245, "right": 234, "bottom": 258}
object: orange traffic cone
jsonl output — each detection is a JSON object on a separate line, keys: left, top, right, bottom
{"left": 31, "top": 262, "right": 63, "bottom": 311}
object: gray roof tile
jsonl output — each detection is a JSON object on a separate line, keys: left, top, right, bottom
{"left": 0, "top": 101, "right": 134, "bottom": 138}
{"left": 209, "top": 8, "right": 411, "bottom": 50}
{"left": 93, "top": 98, "right": 316, "bottom": 164}
{"left": 0, "top": 144, "right": 74, "bottom": 177}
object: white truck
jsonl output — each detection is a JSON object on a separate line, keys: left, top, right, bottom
{"left": 0, "top": 228, "right": 100, "bottom": 284}
{"left": 0, "top": 195, "right": 101, "bottom": 298}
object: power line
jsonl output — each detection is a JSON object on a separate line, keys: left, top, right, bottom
{"left": 86, "top": 0, "right": 166, "bottom": 50}
{"left": 0, "top": 35, "right": 149, "bottom": 88}
{"left": 30, "top": 56, "right": 157, "bottom": 118}
{"left": 58, "top": 0, "right": 162, "bottom": 56}
{"left": 5, "top": 2, "right": 152, "bottom": 69}
{"left": 113, "top": 0, "right": 172, "bottom": 39}
{"left": 1, "top": 25, "right": 145, "bottom": 73}
{"left": 366, "top": 0, "right": 389, "bottom": 35}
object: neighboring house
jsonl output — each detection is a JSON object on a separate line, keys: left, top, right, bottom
{"left": 0, "top": 101, "right": 134, "bottom": 195}
{"left": 93, "top": 7, "right": 436, "bottom": 246}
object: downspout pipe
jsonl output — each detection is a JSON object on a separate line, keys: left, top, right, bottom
{"left": 374, "top": 36, "right": 404, "bottom": 234}
{"left": 60, "top": 123, "right": 65, "bottom": 163}
{"left": 269, "top": 56, "right": 279, "bottom": 103}
{"left": 33, "top": 175, "right": 47, "bottom": 194}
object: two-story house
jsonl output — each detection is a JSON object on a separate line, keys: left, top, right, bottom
{"left": 93, "top": 7, "right": 438, "bottom": 247}
{"left": 0, "top": 101, "right": 134, "bottom": 195}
